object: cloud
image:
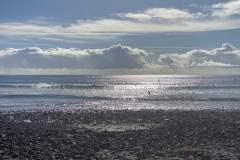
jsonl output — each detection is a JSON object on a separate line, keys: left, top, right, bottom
{"left": 0, "top": 43, "right": 239, "bottom": 75}
{"left": 0, "top": 44, "right": 147, "bottom": 69}
{"left": 158, "top": 43, "right": 240, "bottom": 68}
{"left": 27, "top": 16, "right": 56, "bottom": 25}
{"left": 212, "top": 0, "right": 240, "bottom": 17}
{"left": 2, "top": 17, "right": 239, "bottom": 41}
{"left": 1, "top": 1, "right": 240, "bottom": 43}
{"left": 118, "top": 8, "right": 204, "bottom": 21}
{"left": 0, "top": 22, "right": 62, "bottom": 36}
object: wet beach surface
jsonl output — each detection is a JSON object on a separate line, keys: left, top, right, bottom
{"left": 1, "top": 109, "right": 240, "bottom": 159}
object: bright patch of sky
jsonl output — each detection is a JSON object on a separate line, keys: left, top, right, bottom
{"left": 0, "top": 0, "right": 240, "bottom": 75}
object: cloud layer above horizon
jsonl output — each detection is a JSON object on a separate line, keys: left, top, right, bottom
{"left": 1, "top": 0, "right": 240, "bottom": 43}
{"left": 0, "top": 45, "right": 147, "bottom": 69}
{"left": 158, "top": 43, "right": 240, "bottom": 68}
{"left": 0, "top": 43, "right": 239, "bottom": 75}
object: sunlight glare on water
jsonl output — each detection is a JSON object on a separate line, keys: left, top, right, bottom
{"left": 0, "top": 75, "right": 240, "bottom": 111}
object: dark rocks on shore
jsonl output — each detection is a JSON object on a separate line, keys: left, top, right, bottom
{"left": 0, "top": 109, "right": 240, "bottom": 159}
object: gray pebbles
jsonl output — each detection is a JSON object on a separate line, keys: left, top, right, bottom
{"left": 1, "top": 109, "right": 240, "bottom": 159}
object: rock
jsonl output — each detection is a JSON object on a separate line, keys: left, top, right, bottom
{"left": 86, "top": 152, "right": 95, "bottom": 157}
{"left": 70, "top": 129, "right": 77, "bottom": 134}
{"left": 74, "top": 155, "right": 83, "bottom": 159}
{"left": 155, "top": 151, "right": 166, "bottom": 157}
{"left": 101, "top": 143, "right": 111, "bottom": 149}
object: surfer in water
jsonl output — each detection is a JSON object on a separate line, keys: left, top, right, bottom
{"left": 148, "top": 90, "right": 151, "bottom": 95}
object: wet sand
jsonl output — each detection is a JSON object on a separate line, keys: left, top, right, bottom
{"left": 1, "top": 109, "right": 240, "bottom": 159}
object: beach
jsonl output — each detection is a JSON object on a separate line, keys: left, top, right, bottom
{"left": 1, "top": 0, "right": 240, "bottom": 158}
{"left": 1, "top": 109, "right": 240, "bottom": 159}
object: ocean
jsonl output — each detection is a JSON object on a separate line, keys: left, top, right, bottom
{"left": 0, "top": 75, "right": 240, "bottom": 111}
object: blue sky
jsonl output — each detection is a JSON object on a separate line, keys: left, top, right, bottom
{"left": 0, "top": 0, "right": 240, "bottom": 75}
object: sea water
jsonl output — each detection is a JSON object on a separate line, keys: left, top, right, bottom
{"left": 0, "top": 75, "right": 240, "bottom": 111}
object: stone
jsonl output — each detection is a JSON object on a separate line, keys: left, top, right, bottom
{"left": 155, "top": 151, "right": 166, "bottom": 157}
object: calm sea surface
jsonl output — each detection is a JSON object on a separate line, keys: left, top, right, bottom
{"left": 0, "top": 75, "right": 240, "bottom": 111}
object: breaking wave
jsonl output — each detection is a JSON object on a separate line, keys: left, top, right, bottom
{"left": 0, "top": 83, "right": 106, "bottom": 89}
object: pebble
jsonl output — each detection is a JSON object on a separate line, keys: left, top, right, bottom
{"left": 0, "top": 110, "right": 240, "bottom": 159}
{"left": 155, "top": 151, "right": 166, "bottom": 157}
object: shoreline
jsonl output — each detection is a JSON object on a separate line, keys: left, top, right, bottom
{"left": 1, "top": 109, "right": 240, "bottom": 159}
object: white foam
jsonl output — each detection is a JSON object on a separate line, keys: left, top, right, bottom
{"left": 34, "top": 83, "right": 51, "bottom": 89}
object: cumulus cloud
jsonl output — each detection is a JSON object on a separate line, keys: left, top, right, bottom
{"left": 0, "top": 43, "right": 239, "bottom": 75}
{"left": 158, "top": 43, "right": 240, "bottom": 68}
{"left": 0, "top": 44, "right": 147, "bottom": 69}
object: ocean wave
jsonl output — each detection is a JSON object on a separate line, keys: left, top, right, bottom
{"left": 0, "top": 83, "right": 106, "bottom": 89}
{"left": 138, "top": 97, "right": 240, "bottom": 102}
{"left": 0, "top": 83, "right": 53, "bottom": 89}
{"left": 63, "top": 84, "right": 106, "bottom": 89}
{"left": 89, "top": 96, "right": 240, "bottom": 102}
{"left": 1, "top": 83, "right": 240, "bottom": 91}
{"left": 2, "top": 93, "right": 239, "bottom": 103}
{"left": 166, "top": 85, "right": 240, "bottom": 90}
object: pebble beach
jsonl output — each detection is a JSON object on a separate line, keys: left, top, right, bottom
{"left": 1, "top": 109, "right": 240, "bottom": 160}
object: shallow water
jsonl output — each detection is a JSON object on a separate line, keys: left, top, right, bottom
{"left": 0, "top": 75, "right": 240, "bottom": 111}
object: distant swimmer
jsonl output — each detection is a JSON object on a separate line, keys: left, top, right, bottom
{"left": 90, "top": 84, "right": 96, "bottom": 88}
{"left": 60, "top": 84, "right": 64, "bottom": 89}
{"left": 148, "top": 90, "right": 151, "bottom": 95}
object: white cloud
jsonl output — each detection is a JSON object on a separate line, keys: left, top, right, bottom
{"left": 0, "top": 43, "right": 239, "bottom": 75}
{"left": 2, "top": 18, "right": 239, "bottom": 41}
{"left": 1, "top": 1, "right": 240, "bottom": 43}
{"left": 1, "top": 43, "right": 240, "bottom": 70}
{"left": 27, "top": 16, "right": 56, "bottom": 25}
{"left": 145, "top": 8, "right": 196, "bottom": 20}
{"left": 118, "top": 13, "right": 152, "bottom": 21}
{"left": 118, "top": 8, "right": 199, "bottom": 21}
{"left": 158, "top": 43, "right": 240, "bottom": 68}
{"left": 0, "top": 44, "right": 147, "bottom": 69}
{"left": 0, "top": 22, "right": 63, "bottom": 36}
{"left": 212, "top": 0, "right": 240, "bottom": 17}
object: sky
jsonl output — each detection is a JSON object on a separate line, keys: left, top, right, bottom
{"left": 0, "top": 0, "right": 240, "bottom": 75}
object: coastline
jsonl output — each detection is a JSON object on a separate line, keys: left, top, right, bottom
{"left": 1, "top": 109, "right": 240, "bottom": 159}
